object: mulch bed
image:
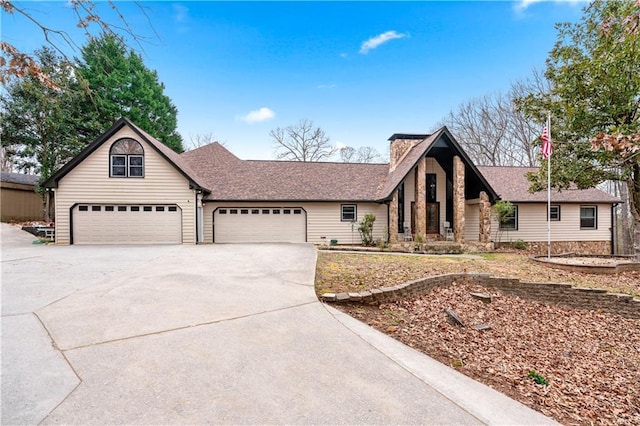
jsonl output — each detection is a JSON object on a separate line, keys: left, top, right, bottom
{"left": 337, "top": 281, "right": 640, "bottom": 425}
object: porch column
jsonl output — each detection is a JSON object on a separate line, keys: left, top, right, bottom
{"left": 389, "top": 191, "right": 399, "bottom": 243}
{"left": 414, "top": 156, "right": 426, "bottom": 239}
{"left": 453, "top": 155, "right": 465, "bottom": 243}
{"left": 479, "top": 191, "right": 491, "bottom": 244}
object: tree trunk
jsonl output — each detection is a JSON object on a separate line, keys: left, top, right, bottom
{"left": 633, "top": 217, "right": 640, "bottom": 261}
{"left": 43, "top": 193, "right": 50, "bottom": 223}
{"left": 617, "top": 181, "right": 633, "bottom": 254}
{"left": 628, "top": 167, "right": 640, "bottom": 260}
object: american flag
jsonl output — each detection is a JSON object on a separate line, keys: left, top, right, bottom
{"left": 541, "top": 126, "right": 552, "bottom": 159}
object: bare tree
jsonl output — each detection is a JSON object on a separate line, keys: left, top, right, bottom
{"left": 355, "top": 146, "right": 383, "bottom": 163}
{"left": 1, "top": 0, "right": 154, "bottom": 88}
{"left": 339, "top": 145, "right": 383, "bottom": 163}
{"left": 186, "top": 132, "right": 220, "bottom": 150}
{"left": 339, "top": 146, "right": 356, "bottom": 162}
{"left": 439, "top": 76, "right": 547, "bottom": 167}
{"left": 271, "top": 119, "right": 337, "bottom": 162}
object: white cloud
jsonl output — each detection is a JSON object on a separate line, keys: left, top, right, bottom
{"left": 335, "top": 141, "right": 347, "bottom": 150}
{"left": 317, "top": 83, "right": 337, "bottom": 89}
{"left": 514, "top": 0, "right": 586, "bottom": 13}
{"left": 359, "top": 30, "right": 408, "bottom": 54}
{"left": 173, "top": 4, "right": 189, "bottom": 23}
{"left": 237, "top": 107, "right": 275, "bottom": 124}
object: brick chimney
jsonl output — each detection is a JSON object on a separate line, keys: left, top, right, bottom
{"left": 388, "top": 134, "right": 429, "bottom": 171}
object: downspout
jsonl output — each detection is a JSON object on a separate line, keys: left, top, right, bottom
{"left": 611, "top": 203, "right": 617, "bottom": 255}
{"left": 195, "top": 190, "right": 204, "bottom": 244}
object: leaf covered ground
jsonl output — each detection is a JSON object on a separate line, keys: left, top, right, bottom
{"left": 315, "top": 251, "right": 640, "bottom": 425}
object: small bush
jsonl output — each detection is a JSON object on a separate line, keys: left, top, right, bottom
{"left": 358, "top": 213, "right": 376, "bottom": 246}
{"left": 528, "top": 370, "right": 548, "bottom": 386}
{"left": 513, "top": 239, "right": 527, "bottom": 250}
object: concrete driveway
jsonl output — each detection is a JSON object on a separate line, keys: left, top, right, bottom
{"left": 1, "top": 223, "right": 556, "bottom": 425}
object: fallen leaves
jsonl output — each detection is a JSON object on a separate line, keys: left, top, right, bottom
{"left": 316, "top": 252, "right": 640, "bottom": 425}
{"left": 338, "top": 283, "right": 640, "bottom": 425}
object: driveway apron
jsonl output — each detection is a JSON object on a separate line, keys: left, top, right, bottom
{"left": 1, "top": 223, "right": 556, "bottom": 425}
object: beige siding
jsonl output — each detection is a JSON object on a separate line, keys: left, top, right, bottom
{"left": 464, "top": 200, "right": 480, "bottom": 242}
{"left": 203, "top": 201, "right": 388, "bottom": 244}
{"left": 403, "top": 168, "right": 415, "bottom": 230}
{"left": 491, "top": 203, "right": 612, "bottom": 243}
{"left": 54, "top": 127, "right": 196, "bottom": 245}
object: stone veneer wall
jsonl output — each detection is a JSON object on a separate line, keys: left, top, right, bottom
{"left": 390, "top": 139, "right": 419, "bottom": 170}
{"left": 478, "top": 191, "right": 491, "bottom": 244}
{"left": 453, "top": 156, "right": 465, "bottom": 243}
{"left": 414, "top": 157, "right": 426, "bottom": 238}
{"left": 496, "top": 240, "right": 611, "bottom": 255}
{"left": 389, "top": 190, "right": 399, "bottom": 243}
{"left": 321, "top": 273, "right": 639, "bottom": 319}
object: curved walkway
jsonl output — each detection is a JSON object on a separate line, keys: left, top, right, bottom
{"left": 1, "top": 223, "right": 556, "bottom": 425}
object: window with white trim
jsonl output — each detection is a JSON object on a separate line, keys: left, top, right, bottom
{"left": 549, "top": 205, "right": 561, "bottom": 221}
{"left": 110, "top": 138, "right": 144, "bottom": 178}
{"left": 580, "top": 206, "right": 597, "bottom": 229}
{"left": 341, "top": 204, "right": 356, "bottom": 222}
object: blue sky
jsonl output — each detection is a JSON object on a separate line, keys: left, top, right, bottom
{"left": 2, "top": 1, "right": 586, "bottom": 160}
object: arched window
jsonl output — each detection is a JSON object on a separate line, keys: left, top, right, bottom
{"left": 110, "top": 138, "right": 144, "bottom": 177}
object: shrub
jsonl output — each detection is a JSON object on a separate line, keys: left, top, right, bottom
{"left": 358, "top": 213, "right": 376, "bottom": 246}
{"left": 528, "top": 370, "right": 548, "bottom": 386}
{"left": 513, "top": 239, "right": 527, "bottom": 250}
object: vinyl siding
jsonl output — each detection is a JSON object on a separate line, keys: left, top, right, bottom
{"left": 490, "top": 203, "right": 612, "bottom": 243}
{"left": 53, "top": 127, "right": 196, "bottom": 245}
{"left": 464, "top": 200, "right": 480, "bottom": 242}
{"left": 204, "top": 201, "right": 388, "bottom": 244}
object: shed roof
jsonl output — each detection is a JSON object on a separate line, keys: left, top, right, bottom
{"left": 1, "top": 172, "right": 39, "bottom": 186}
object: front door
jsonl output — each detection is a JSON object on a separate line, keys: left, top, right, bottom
{"left": 426, "top": 203, "right": 439, "bottom": 234}
{"left": 426, "top": 173, "right": 439, "bottom": 234}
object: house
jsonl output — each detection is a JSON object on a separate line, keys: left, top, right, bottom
{"left": 476, "top": 166, "right": 620, "bottom": 254}
{"left": 43, "top": 117, "right": 619, "bottom": 254}
{"left": 1, "top": 172, "right": 42, "bottom": 222}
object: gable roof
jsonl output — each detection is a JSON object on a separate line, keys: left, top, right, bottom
{"left": 181, "top": 143, "right": 389, "bottom": 201}
{"left": 1, "top": 172, "right": 39, "bottom": 186}
{"left": 376, "top": 127, "right": 499, "bottom": 202}
{"left": 44, "top": 117, "right": 209, "bottom": 192}
{"left": 477, "top": 166, "right": 621, "bottom": 204}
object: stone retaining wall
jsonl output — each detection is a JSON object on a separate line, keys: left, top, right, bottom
{"left": 321, "top": 273, "right": 640, "bottom": 319}
{"left": 496, "top": 240, "right": 611, "bottom": 255}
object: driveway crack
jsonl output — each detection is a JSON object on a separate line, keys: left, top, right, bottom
{"left": 63, "top": 301, "right": 319, "bottom": 351}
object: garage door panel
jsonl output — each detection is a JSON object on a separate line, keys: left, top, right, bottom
{"left": 214, "top": 207, "right": 305, "bottom": 243}
{"left": 73, "top": 204, "right": 182, "bottom": 244}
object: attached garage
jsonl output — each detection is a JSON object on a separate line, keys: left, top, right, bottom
{"left": 214, "top": 207, "right": 306, "bottom": 243}
{"left": 72, "top": 204, "right": 182, "bottom": 244}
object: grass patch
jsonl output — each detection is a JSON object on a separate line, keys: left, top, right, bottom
{"left": 315, "top": 251, "right": 640, "bottom": 297}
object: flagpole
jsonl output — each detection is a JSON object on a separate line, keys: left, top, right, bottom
{"left": 547, "top": 113, "right": 551, "bottom": 259}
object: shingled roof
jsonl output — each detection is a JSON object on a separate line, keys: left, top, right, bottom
{"left": 181, "top": 143, "right": 388, "bottom": 201}
{"left": 1, "top": 172, "right": 39, "bottom": 186}
{"left": 477, "top": 166, "right": 621, "bottom": 204}
{"left": 44, "top": 118, "right": 208, "bottom": 192}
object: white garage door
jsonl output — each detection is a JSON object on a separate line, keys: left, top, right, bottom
{"left": 72, "top": 204, "right": 182, "bottom": 244}
{"left": 214, "top": 207, "right": 306, "bottom": 243}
